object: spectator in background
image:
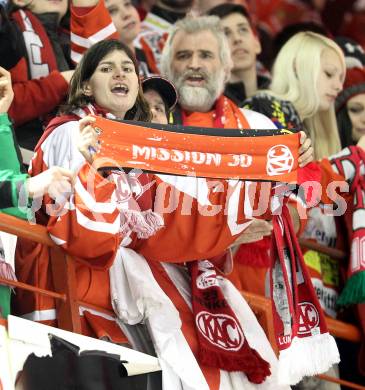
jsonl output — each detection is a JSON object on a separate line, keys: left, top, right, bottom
{"left": 0, "top": 66, "right": 74, "bottom": 319}
{"left": 336, "top": 67, "right": 365, "bottom": 147}
{"left": 196, "top": 0, "right": 248, "bottom": 14}
{"left": 103, "top": 0, "right": 155, "bottom": 76}
{"left": 135, "top": 0, "right": 194, "bottom": 72}
{"left": 0, "top": 0, "right": 74, "bottom": 156}
{"left": 142, "top": 75, "right": 177, "bottom": 124}
{"left": 335, "top": 36, "right": 365, "bottom": 69}
{"left": 208, "top": 3, "right": 268, "bottom": 106}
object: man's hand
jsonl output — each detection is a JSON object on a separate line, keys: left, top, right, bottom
{"left": 0, "top": 67, "right": 14, "bottom": 114}
{"left": 298, "top": 131, "right": 314, "bottom": 167}
{"left": 230, "top": 219, "right": 273, "bottom": 247}
{"left": 26, "top": 167, "right": 75, "bottom": 199}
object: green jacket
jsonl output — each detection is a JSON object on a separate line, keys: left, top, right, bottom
{"left": 0, "top": 113, "right": 29, "bottom": 219}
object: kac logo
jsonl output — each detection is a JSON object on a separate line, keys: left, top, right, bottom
{"left": 298, "top": 302, "right": 320, "bottom": 335}
{"left": 266, "top": 144, "right": 294, "bottom": 176}
{"left": 196, "top": 311, "right": 244, "bottom": 351}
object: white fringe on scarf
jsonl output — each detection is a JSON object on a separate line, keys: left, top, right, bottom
{"left": 119, "top": 210, "right": 164, "bottom": 239}
{"left": 278, "top": 332, "right": 340, "bottom": 385}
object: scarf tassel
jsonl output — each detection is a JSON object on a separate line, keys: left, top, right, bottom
{"left": 278, "top": 333, "right": 340, "bottom": 385}
{"left": 120, "top": 209, "right": 164, "bottom": 239}
{"left": 198, "top": 348, "right": 271, "bottom": 384}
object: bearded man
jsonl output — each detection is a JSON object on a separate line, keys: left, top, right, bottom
{"left": 160, "top": 13, "right": 313, "bottom": 286}
{"left": 160, "top": 15, "right": 276, "bottom": 130}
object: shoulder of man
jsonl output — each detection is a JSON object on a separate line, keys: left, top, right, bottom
{"left": 239, "top": 107, "right": 277, "bottom": 130}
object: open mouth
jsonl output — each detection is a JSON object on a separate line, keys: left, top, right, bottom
{"left": 185, "top": 74, "right": 206, "bottom": 86}
{"left": 111, "top": 84, "right": 129, "bottom": 96}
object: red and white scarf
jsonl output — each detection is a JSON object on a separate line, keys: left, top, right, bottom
{"left": 12, "top": 9, "right": 57, "bottom": 79}
{"left": 90, "top": 105, "right": 326, "bottom": 383}
{"left": 330, "top": 146, "right": 365, "bottom": 306}
{"left": 271, "top": 205, "right": 340, "bottom": 385}
{"left": 189, "top": 260, "right": 271, "bottom": 383}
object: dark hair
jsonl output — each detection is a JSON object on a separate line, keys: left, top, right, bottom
{"left": 336, "top": 105, "right": 354, "bottom": 148}
{"left": 60, "top": 39, "right": 151, "bottom": 122}
{"left": 207, "top": 3, "right": 253, "bottom": 30}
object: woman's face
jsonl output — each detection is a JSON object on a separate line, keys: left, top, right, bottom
{"left": 347, "top": 93, "right": 365, "bottom": 142}
{"left": 105, "top": 0, "right": 141, "bottom": 46}
{"left": 144, "top": 89, "right": 168, "bottom": 125}
{"left": 84, "top": 50, "right": 139, "bottom": 119}
{"left": 317, "top": 49, "right": 344, "bottom": 112}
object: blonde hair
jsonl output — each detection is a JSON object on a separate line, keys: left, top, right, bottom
{"left": 269, "top": 31, "right": 345, "bottom": 159}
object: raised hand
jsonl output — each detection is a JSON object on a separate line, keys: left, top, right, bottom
{"left": 77, "top": 115, "right": 100, "bottom": 163}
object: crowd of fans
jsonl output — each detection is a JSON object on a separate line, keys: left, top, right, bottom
{"left": 1, "top": 0, "right": 365, "bottom": 388}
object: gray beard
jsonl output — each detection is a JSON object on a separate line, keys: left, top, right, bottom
{"left": 172, "top": 70, "right": 226, "bottom": 112}
{"left": 178, "top": 85, "right": 217, "bottom": 112}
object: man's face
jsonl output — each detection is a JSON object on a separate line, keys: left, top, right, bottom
{"left": 169, "top": 29, "right": 226, "bottom": 112}
{"left": 221, "top": 12, "right": 260, "bottom": 73}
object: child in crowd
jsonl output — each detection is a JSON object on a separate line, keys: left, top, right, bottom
{"left": 142, "top": 75, "right": 177, "bottom": 124}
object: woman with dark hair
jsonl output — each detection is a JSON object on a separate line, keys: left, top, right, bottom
{"left": 14, "top": 39, "right": 152, "bottom": 344}
{"left": 61, "top": 39, "right": 150, "bottom": 121}
{"left": 336, "top": 67, "right": 365, "bottom": 148}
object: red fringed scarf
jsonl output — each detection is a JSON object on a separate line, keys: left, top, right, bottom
{"left": 271, "top": 204, "right": 340, "bottom": 385}
{"left": 73, "top": 105, "right": 336, "bottom": 384}
{"left": 189, "top": 260, "right": 271, "bottom": 383}
{"left": 330, "top": 146, "right": 365, "bottom": 306}
{"left": 90, "top": 100, "right": 324, "bottom": 383}
{"left": 185, "top": 96, "right": 271, "bottom": 381}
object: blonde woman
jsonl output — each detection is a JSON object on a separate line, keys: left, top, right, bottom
{"left": 246, "top": 31, "right": 344, "bottom": 159}
{"left": 244, "top": 31, "right": 362, "bottom": 390}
